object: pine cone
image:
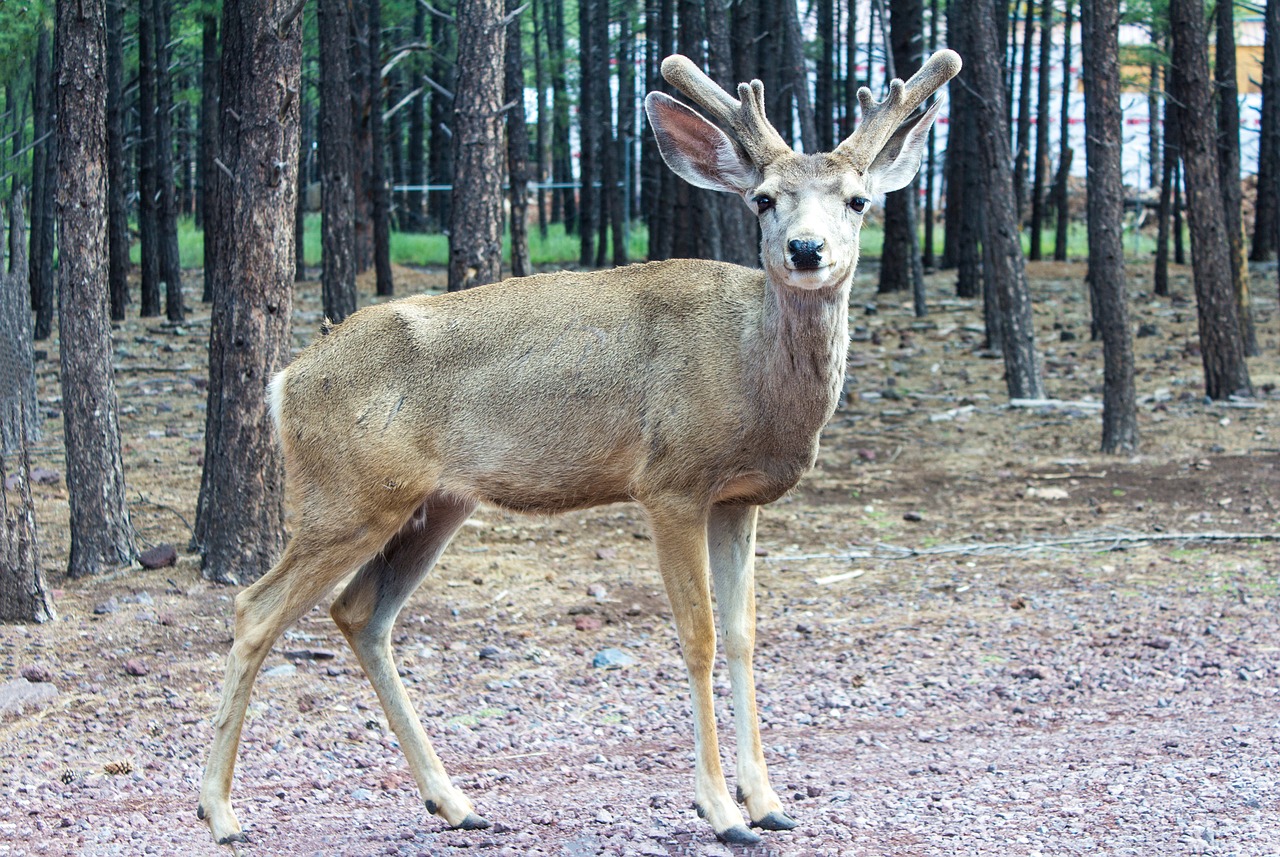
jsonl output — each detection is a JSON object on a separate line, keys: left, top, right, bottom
{"left": 103, "top": 760, "right": 132, "bottom": 776}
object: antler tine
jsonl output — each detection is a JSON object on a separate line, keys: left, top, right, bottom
{"left": 660, "top": 54, "right": 792, "bottom": 166}
{"left": 836, "top": 49, "right": 963, "bottom": 171}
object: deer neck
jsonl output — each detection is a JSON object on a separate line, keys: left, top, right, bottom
{"left": 750, "top": 272, "right": 851, "bottom": 431}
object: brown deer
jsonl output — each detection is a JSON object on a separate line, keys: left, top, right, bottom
{"left": 198, "top": 49, "right": 961, "bottom": 847}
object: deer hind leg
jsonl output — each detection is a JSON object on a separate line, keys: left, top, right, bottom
{"left": 198, "top": 512, "right": 414, "bottom": 846}
{"left": 329, "top": 493, "right": 486, "bottom": 830}
{"left": 646, "top": 499, "right": 760, "bottom": 845}
{"left": 708, "top": 503, "right": 796, "bottom": 832}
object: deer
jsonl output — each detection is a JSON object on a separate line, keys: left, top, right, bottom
{"left": 198, "top": 48, "right": 961, "bottom": 847}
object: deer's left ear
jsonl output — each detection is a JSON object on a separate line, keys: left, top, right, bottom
{"left": 865, "top": 100, "right": 944, "bottom": 195}
{"left": 645, "top": 92, "right": 761, "bottom": 195}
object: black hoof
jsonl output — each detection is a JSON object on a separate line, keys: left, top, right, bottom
{"left": 751, "top": 810, "right": 799, "bottom": 831}
{"left": 717, "top": 824, "right": 762, "bottom": 845}
{"left": 454, "top": 813, "right": 492, "bottom": 831}
{"left": 196, "top": 804, "right": 206, "bottom": 820}
{"left": 217, "top": 832, "right": 249, "bottom": 845}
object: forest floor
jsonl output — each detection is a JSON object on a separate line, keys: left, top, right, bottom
{"left": 3, "top": 259, "right": 1280, "bottom": 857}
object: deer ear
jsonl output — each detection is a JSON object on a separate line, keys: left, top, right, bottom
{"left": 865, "top": 99, "right": 943, "bottom": 195}
{"left": 645, "top": 92, "right": 761, "bottom": 195}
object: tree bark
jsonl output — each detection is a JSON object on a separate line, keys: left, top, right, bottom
{"left": 56, "top": 0, "right": 139, "bottom": 577}
{"left": 947, "top": 0, "right": 984, "bottom": 298}
{"left": 428, "top": 1, "right": 456, "bottom": 231}
{"left": 319, "top": 0, "right": 358, "bottom": 323}
{"left": 1155, "top": 95, "right": 1176, "bottom": 298}
{"left": 1012, "top": 0, "right": 1035, "bottom": 226}
{"left": 880, "top": 0, "right": 925, "bottom": 308}
{"left": 151, "top": 0, "right": 185, "bottom": 323}
{"left": 1080, "top": 0, "right": 1137, "bottom": 453}
{"left": 969, "top": 0, "right": 1044, "bottom": 400}
{"left": 816, "top": 0, "right": 835, "bottom": 151}
{"left": 106, "top": 0, "right": 130, "bottom": 320}
{"left": 138, "top": 1, "right": 161, "bottom": 318}
{"left": 448, "top": 0, "right": 506, "bottom": 291}
{"left": 578, "top": 0, "right": 599, "bottom": 266}
{"left": 405, "top": 1, "right": 427, "bottom": 232}
{"left": 201, "top": 12, "right": 220, "bottom": 301}
{"left": 2, "top": 193, "right": 40, "bottom": 454}
{"left": 1216, "top": 0, "right": 1256, "bottom": 355}
{"left": 0, "top": 433, "right": 54, "bottom": 623}
{"left": 194, "top": 0, "right": 302, "bottom": 583}
{"left": 29, "top": 29, "right": 56, "bottom": 342}
{"left": 1252, "top": 0, "right": 1279, "bottom": 261}
{"left": 506, "top": 0, "right": 533, "bottom": 278}
{"left": 1169, "top": 0, "right": 1252, "bottom": 400}
{"left": 1053, "top": 0, "right": 1073, "bottom": 261}
{"left": 368, "top": 0, "right": 394, "bottom": 296}
{"left": 1028, "top": 0, "right": 1051, "bottom": 261}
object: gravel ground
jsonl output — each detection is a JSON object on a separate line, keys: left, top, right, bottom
{"left": 3, "top": 261, "right": 1280, "bottom": 856}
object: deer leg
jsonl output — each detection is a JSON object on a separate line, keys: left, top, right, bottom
{"left": 708, "top": 503, "right": 797, "bottom": 832}
{"left": 329, "top": 494, "right": 488, "bottom": 831}
{"left": 647, "top": 501, "right": 759, "bottom": 845}
{"left": 199, "top": 522, "right": 408, "bottom": 846}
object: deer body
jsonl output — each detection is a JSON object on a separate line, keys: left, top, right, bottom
{"left": 200, "top": 50, "right": 960, "bottom": 847}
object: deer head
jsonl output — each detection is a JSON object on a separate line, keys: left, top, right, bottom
{"left": 645, "top": 50, "right": 962, "bottom": 293}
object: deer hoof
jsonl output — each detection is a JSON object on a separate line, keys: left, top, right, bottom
{"left": 751, "top": 810, "right": 798, "bottom": 831}
{"left": 217, "top": 832, "right": 249, "bottom": 845}
{"left": 717, "top": 824, "right": 762, "bottom": 845}
{"left": 454, "top": 813, "right": 492, "bottom": 831}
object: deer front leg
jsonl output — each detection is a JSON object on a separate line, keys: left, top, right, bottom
{"left": 647, "top": 501, "right": 760, "bottom": 845}
{"left": 708, "top": 504, "right": 797, "bottom": 832}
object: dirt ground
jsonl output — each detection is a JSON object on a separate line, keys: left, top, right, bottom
{"left": 3, "top": 259, "right": 1280, "bottom": 857}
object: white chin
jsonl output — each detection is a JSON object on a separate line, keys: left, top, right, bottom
{"left": 782, "top": 267, "right": 836, "bottom": 290}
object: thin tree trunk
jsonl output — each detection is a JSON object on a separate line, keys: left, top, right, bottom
{"left": 152, "top": 0, "right": 185, "bottom": 323}
{"left": 200, "top": 13, "right": 220, "bottom": 302}
{"left": 817, "top": 0, "right": 835, "bottom": 152}
{"left": 1252, "top": 0, "right": 1279, "bottom": 261}
{"left": 1053, "top": 0, "right": 1073, "bottom": 261}
{"left": 138, "top": 0, "right": 161, "bottom": 317}
{"left": 106, "top": 0, "right": 130, "bottom": 320}
{"left": 1028, "top": 0, "right": 1051, "bottom": 261}
{"left": 320, "top": 0, "right": 358, "bottom": 322}
{"left": 368, "top": 0, "right": 393, "bottom": 296}
{"left": 784, "top": 0, "right": 818, "bottom": 153}
{"left": 0, "top": 420, "right": 54, "bottom": 623}
{"left": 428, "top": 1, "right": 456, "bottom": 232}
{"left": 195, "top": 0, "right": 302, "bottom": 583}
{"left": 1012, "top": 0, "right": 1034, "bottom": 226}
{"left": 880, "top": 0, "right": 925, "bottom": 311}
{"left": 1080, "top": 0, "right": 1137, "bottom": 452}
{"left": 1169, "top": 0, "right": 1252, "bottom": 400}
{"left": 1155, "top": 95, "right": 1176, "bottom": 297}
{"left": 506, "top": 0, "right": 532, "bottom": 278}
{"left": 2, "top": 193, "right": 40, "bottom": 454}
{"left": 969, "top": 0, "right": 1044, "bottom": 400}
{"left": 596, "top": 0, "right": 616, "bottom": 268}
{"left": 56, "top": 0, "right": 138, "bottom": 576}
{"left": 532, "top": 0, "right": 549, "bottom": 238}
{"left": 449, "top": 0, "right": 505, "bottom": 291}
{"left": 406, "top": 1, "right": 427, "bottom": 232}
{"left": 578, "top": 0, "right": 598, "bottom": 265}
{"left": 295, "top": 111, "right": 307, "bottom": 281}
{"left": 1147, "top": 58, "right": 1161, "bottom": 190}
{"left": 29, "top": 29, "right": 55, "bottom": 341}
{"left": 1216, "top": 0, "right": 1256, "bottom": 355}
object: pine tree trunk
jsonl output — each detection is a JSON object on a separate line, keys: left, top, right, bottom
{"left": 506, "top": 0, "right": 533, "bottom": 278}
{"left": 2, "top": 193, "right": 40, "bottom": 454}
{"left": 0, "top": 435, "right": 54, "bottom": 623}
{"left": 816, "top": 0, "right": 835, "bottom": 152}
{"left": 1251, "top": 0, "right": 1279, "bottom": 262}
{"left": 947, "top": 0, "right": 984, "bottom": 298}
{"left": 1053, "top": 0, "right": 1073, "bottom": 261}
{"left": 448, "top": 0, "right": 505, "bottom": 291}
{"left": 1155, "top": 96, "right": 1175, "bottom": 298}
{"left": 595, "top": 0, "right": 616, "bottom": 268}
{"left": 319, "top": 0, "right": 358, "bottom": 322}
{"left": 880, "top": 0, "right": 925, "bottom": 304}
{"left": 1080, "top": 0, "right": 1137, "bottom": 453}
{"left": 428, "top": 2, "right": 456, "bottom": 232}
{"left": 29, "top": 29, "right": 55, "bottom": 342}
{"left": 1216, "top": 0, "right": 1256, "bottom": 355}
{"left": 645, "top": 0, "right": 674, "bottom": 261}
{"left": 1012, "top": 1, "right": 1034, "bottom": 226}
{"left": 151, "top": 0, "right": 185, "bottom": 323}
{"left": 969, "top": 0, "right": 1044, "bottom": 400}
{"left": 532, "top": 0, "right": 550, "bottom": 237}
{"left": 578, "top": 0, "right": 599, "bottom": 266}
{"left": 368, "top": 0, "right": 394, "bottom": 296}
{"left": 56, "top": 0, "right": 138, "bottom": 577}
{"left": 195, "top": 0, "right": 302, "bottom": 583}
{"left": 1169, "top": 0, "right": 1252, "bottom": 400}
{"left": 406, "top": 2, "right": 427, "bottom": 233}
{"left": 200, "top": 12, "right": 220, "bottom": 301}
{"left": 1028, "top": 0, "right": 1051, "bottom": 261}
{"left": 138, "top": 1, "right": 161, "bottom": 318}
{"left": 106, "top": 0, "right": 130, "bottom": 321}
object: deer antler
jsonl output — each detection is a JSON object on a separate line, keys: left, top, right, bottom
{"left": 835, "top": 49, "right": 963, "bottom": 172}
{"left": 660, "top": 55, "right": 792, "bottom": 166}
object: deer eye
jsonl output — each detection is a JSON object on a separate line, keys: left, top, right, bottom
{"left": 753, "top": 195, "right": 774, "bottom": 214}
{"left": 848, "top": 197, "right": 868, "bottom": 213}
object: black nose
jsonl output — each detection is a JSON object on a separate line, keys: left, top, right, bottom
{"left": 788, "top": 238, "right": 824, "bottom": 269}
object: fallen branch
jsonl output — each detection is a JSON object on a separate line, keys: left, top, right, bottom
{"left": 765, "top": 530, "right": 1280, "bottom": 564}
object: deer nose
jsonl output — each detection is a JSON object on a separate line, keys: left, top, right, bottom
{"left": 787, "top": 238, "right": 824, "bottom": 269}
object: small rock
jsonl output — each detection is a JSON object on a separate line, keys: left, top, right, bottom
{"left": 3, "top": 474, "right": 20, "bottom": 491}
{"left": 592, "top": 648, "right": 635, "bottom": 669}
{"left": 1144, "top": 637, "right": 1173, "bottom": 650}
{"left": 586, "top": 583, "right": 608, "bottom": 599}
{"left": 903, "top": 511, "right": 924, "bottom": 522}
{"left": 594, "top": 808, "right": 615, "bottom": 824}
{"left": 477, "top": 646, "right": 502, "bottom": 661}
{"left": 284, "top": 649, "right": 338, "bottom": 661}
{"left": 30, "top": 467, "right": 61, "bottom": 485}
{"left": 1058, "top": 329, "right": 1078, "bottom": 342}
{"left": 20, "top": 665, "right": 55, "bottom": 683}
{"left": 262, "top": 663, "right": 297, "bottom": 678}
{"left": 93, "top": 597, "right": 119, "bottom": 615}
{"left": 594, "top": 548, "right": 617, "bottom": 561}
{"left": 575, "top": 616, "right": 604, "bottom": 632}
{"left": 123, "top": 659, "right": 149, "bottom": 677}
{"left": 351, "top": 788, "right": 374, "bottom": 802}
{"left": 754, "top": 546, "right": 769, "bottom": 557}
{"left": 138, "top": 544, "right": 177, "bottom": 569}
{"left": 1136, "top": 322, "right": 1160, "bottom": 338}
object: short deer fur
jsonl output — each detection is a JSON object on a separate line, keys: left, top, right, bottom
{"left": 199, "top": 49, "right": 961, "bottom": 846}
